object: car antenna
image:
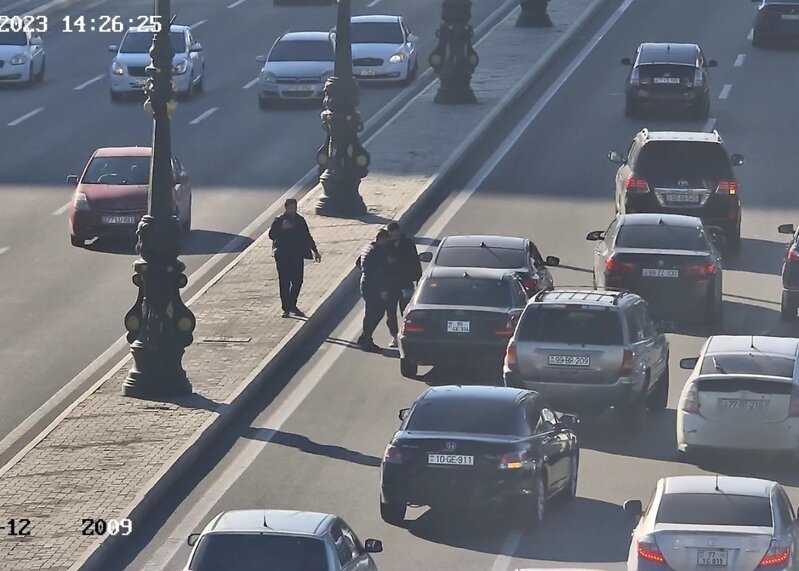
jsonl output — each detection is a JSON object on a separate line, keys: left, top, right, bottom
{"left": 715, "top": 473, "right": 721, "bottom": 492}
{"left": 751, "top": 336, "right": 757, "bottom": 350}
{"left": 463, "top": 271, "right": 469, "bottom": 278}
{"left": 480, "top": 241, "right": 487, "bottom": 247}
{"left": 263, "top": 512, "right": 271, "bottom": 529}
{"left": 658, "top": 218, "right": 665, "bottom": 225}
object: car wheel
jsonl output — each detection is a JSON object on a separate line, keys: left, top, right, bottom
{"left": 693, "top": 96, "right": 710, "bottom": 120}
{"left": 781, "top": 296, "right": 796, "bottom": 321}
{"left": 26, "top": 63, "right": 35, "bottom": 86}
{"left": 752, "top": 29, "right": 765, "bottom": 47}
{"left": 647, "top": 363, "right": 669, "bottom": 411}
{"left": 624, "top": 98, "right": 638, "bottom": 118}
{"left": 562, "top": 451, "right": 578, "bottom": 500}
{"left": 196, "top": 67, "right": 205, "bottom": 93}
{"left": 70, "top": 235, "right": 87, "bottom": 247}
{"left": 728, "top": 226, "right": 741, "bottom": 256}
{"left": 258, "top": 93, "right": 270, "bottom": 110}
{"left": 523, "top": 473, "right": 547, "bottom": 527}
{"left": 179, "top": 77, "right": 194, "bottom": 101}
{"left": 379, "top": 497, "right": 406, "bottom": 525}
{"left": 400, "top": 358, "right": 417, "bottom": 378}
{"left": 36, "top": 57, "right": 45, "bottom": 81}
{"left": 110, "top": 90, "right": 123, "bottom": 102}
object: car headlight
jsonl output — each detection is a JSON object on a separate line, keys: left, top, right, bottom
{"left": 172, "top": 60, "right": 188, "bottom": 75}
{"left": 10, "top": 53, "right": 28, "bottom": 65}
{"left": 111, "top": 60, "right": 125, "bottom": 75}
{"left": 389, "top": 52, "right": 407, "bottom": 64}
{"left": 74, "top": 193, "right": 90, "bottom": 211}
{"left": 260, "top": 71, "right": 276, "bottom": 83}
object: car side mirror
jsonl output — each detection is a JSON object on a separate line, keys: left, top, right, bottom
{"left": 778, "top": 224, "right": 796, "bottom": 235}
{"left": 108, "top": 44, "right": 118, "bottom": 52}
{"left": 680, "top": 357, "right": 698, "bottom": 370}
{"left": 407, "top": 33, "right": 419, "bottom": 43}
{"left": 620, "top": 57, "right": 632, "bottom": 65}
{"left": 255, "top": 55, "right": 267, "bottom": 63}
{"left": 190, "top": 43, "right": 203, "bottom": 52}
{"left": 731, "top": 154, "right": 744, "bottom": 166}
{"left": 707, "top": 59, "right": 718, "bottom": 68}
{"left": 624, "top": 500, "right": 643, "bottom": 519}
{"left": 608, "top": 150, "right": 625, "bottom": 164}
{"left": 586, "top": 230, "right": 605, "bottom": 241}
{"left": 560, "top": 414, "right": 579, "bottom": 430}
{"left": 418, "top": 251, "right": 433, "bottom": 263}
{"left": 545, "top": 255, "right": 560, "bottom": 267}
{"left": 187, "top": 533, "right": 200, "bottom": 546}
{"left": 398, "top": 408, "right": 410, "bottom": 421}
{"left": 66, "top": 175, "right": 79, "bottom": 185}
{"left": 364, "top": 538, "right": 383, "bottom": 553}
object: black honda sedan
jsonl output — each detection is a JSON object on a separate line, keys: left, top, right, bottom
{"left": 379, "top": 385, "right": 579, "bottom": 526}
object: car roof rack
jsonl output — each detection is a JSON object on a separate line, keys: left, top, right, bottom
{"left": 533, "top": 286, "right": 631, "bottom": 305}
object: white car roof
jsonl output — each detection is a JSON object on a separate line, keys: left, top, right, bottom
{"left": 706, "top": 335, "right": 799, "bottom": 358}
{"left": 662, "top": 475, "right": 776, "bottom": 497}
{"left": 204, "top": 509, "right": 332, "bottom": 536}
{"left": 351, "top": 15, "right": 401, "bottom": 24}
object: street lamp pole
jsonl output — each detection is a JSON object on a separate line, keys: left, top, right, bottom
{"left": 517, "top": 0, "right": 553, "bottom": 28}
{"left": 123, "top": 0, "right": 195, "bottom": 398}
{"left": 315, "top": 0, "right": 370, "bottom": 217}
{"left": 429, "top": 0, "right": 479, "bottom": 104}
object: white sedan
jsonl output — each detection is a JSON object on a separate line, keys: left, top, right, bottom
{"left": 346, "top": 15, "right": 419, "bottom": 84}
{"left": 0, "top": 30, "right": 45, "bottom": 84}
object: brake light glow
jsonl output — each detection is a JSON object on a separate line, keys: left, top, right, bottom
{"left": 504, "top": 341, "right": 518, "bottom": 372}
{"left": 625, "top": 177, "right": 650, "bottom": 193}
{"left": 402, "top": 315, "right": 424, "bottom": 334}
{"left": 383, "top": 443, "right": 404, "bottom": 464}
{"left": 494, "top": 319, "right": 515, "bottom": 336}
{"left": 716, "top": 180, "right": 738, "bottom": 195}
{"left": 629, "top": 67, "right": 640, "bottom": 87}
{"left": 522, "top": 276, "right": 539, "bottom": 292}
{"left": 606, "top": 257, "right": 636, "bottom": 274}
{"left": 685, "top": 263, "right": 716, "bottom": 276}
{"left": 787, "top": 247, "right": 799, "bottom": 263}
{"left": 620, "top": 349, "right": 635, "bottom": 375}
{"left": 498, "top": 451, "right": 524, "bottom": 470}
{"left": 759, "top": 542, "right": 790, "bottom": 567}
{"left": 636, "top": 536, "right": 666, "bottom": 564}
{"left": 681, "top": 382, "right": 701, "bottom": 414}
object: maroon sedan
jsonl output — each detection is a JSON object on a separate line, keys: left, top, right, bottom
{"left": 68, "top": 146, "right": 192, "bottom": 247}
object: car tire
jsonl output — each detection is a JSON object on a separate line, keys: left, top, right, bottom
{"left": 647, "top": 363, "right": 669, "bottom": 411}
{"left": 523, "top": 473, "right": 547, "bottom": 527}
{"left": 70, "top": 235, "right": 87, "bottom": 247}
{"left": 179, "top": 77, "right": 194, "bottom": 101}
{"left": 379, "top": 497, "right": 406, "bottom": 525}
{"left": 562, "top": 452, "right": 578, "bottom": 500}
{"left": 624, "top": 99, "right": 638, "bottom": 118}
{"left": 258, "top": 94, "right": 269, "bottom": 110}
{"left": 728, "top": 227, "right": 741, "bottom": 256}
{"left": 693, "top": 96, "right": 710, "bottom": 120}
{"left": 26, "top": 63, "right": 35, "bottom": 86}
{"left": 752, "top": 29, "right": 765, "bottom": 47}
{"left": 781, "top": 296, "right": 796, "bottom": 321}
{"left": 196, "top": 67, "right": 205, "bottom": 93}
{"left": 36, "top": 57, "right": 45, "bottom": 82}
{"left": 400, "top": 358, "right": 417, "bottom": 378}
{"left": 110, "top": 90, "right": 123, "bottom": 102}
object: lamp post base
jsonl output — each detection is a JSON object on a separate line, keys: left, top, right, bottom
{"left": 315, "top": 186, "right": 367, "bottom": 217}
{"left": 516, "top": 0, "right": 553, "bottom": 27}
{"left": 434, "top": 83, "right": 477, "bottom": 104}
{"left": 122, "top": 340, "right": 193, "bottom": 398}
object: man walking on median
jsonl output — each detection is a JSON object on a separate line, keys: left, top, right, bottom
{"left": 357, "top": 229, "right": 390, "bottom": 353}
{"left": 268, "top": 198, "right": 321, "bottom": 319}
{"left": 384, "top": 222, "right": 423, "bottom": 348}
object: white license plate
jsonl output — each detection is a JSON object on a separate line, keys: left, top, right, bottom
{"left": 548, "top": 355, "right": 590, "bottom": 367}
{"left": 360, "top": 68, "right": 376, "bottom": 76}
{"left": 697, "top": 550, "right": 728, "bottom": 566}
{"left": 665, "top": 193, "right": 700, "bottom": 203}
{"left": 446, "top": 320, "right": 470, "bottom": 333}
{"left": 428, "top": 454, "right": 474, "bottom": 466}
{"left": 102, "top": 216, "right": 136, "bottom": 225}
{"left": 283, "top": 84, "right": 313, "bottom": 92}
{"left": 642, "top": 268, "right": 679, "bottom": 278}
{"left": 781, "top": 13, "right": 799, "bottom": 19}
{"left": 653, "top": 77, "right": 681, "bottom": 84}
{"left": 721, "top": 398, "right": 769, "bottom": 411}
{"left": 133, "top": 79, "right": 147, "bottom": 87}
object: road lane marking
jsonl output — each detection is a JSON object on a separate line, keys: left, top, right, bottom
{"left": 242, "top": 77, "right": 259, "bottom": 89}
{"left": 747, "top": 28, "right": 754, "bottom": 40}
{"left": 52, "top": 201, "right": 71, "bottom": 216}
{"left": 83, "top": 0, "right": 109, "bottom": 8}
{"left": 3, "top": 0, "right": 37, "bottom": 12}
{"left": 190, "top": 19, "right": 207, "bottom": 29}
{"left": 188, "top": 107, "right": 219, "bottom": 125}
{"left": 367, "top": 0, "right": 383, "bottom": 6}
{"left": 734, "top": 53, "right": 745, "bottom": 67}
{"left": 0, "top": 247, "right": 9, "bottom": 257}
{"left": 703, "top": 117, "right": 717, "bottom": 132}
{"left": 719, "top": 83, "right": 732, "bottom": 99}
{"left": 490, "top": 529, "right": 524, "bottom": 571}
{"left": 74, "top": 74, "right": 104, "bottom": 90}
{"left": 8, "top": 107, "right": 43, "bottom": 126}
{"left": 227, "top": 0, "right": 246, "bottom": 7}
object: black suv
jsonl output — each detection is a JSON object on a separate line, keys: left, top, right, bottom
{"left": 621, "top": 43, "right": 717, "bottom": 119}
{"left": 609, "top": 129, "right": 744, "bottom": 253}
{"left": 778, "top": 222, "right": 799, "bottom": 319}
{"left": 752, "top": 0, "right": 799, "bottom": 47}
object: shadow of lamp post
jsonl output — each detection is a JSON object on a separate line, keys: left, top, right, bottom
{"left": 429, "top": 0, "right": 479, "bottom": 104}
{"left": 517, "top": 0, "right": 553, "bottom": 28}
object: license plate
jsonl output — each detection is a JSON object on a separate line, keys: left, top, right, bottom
{"left": 642, "top": 268, "right": 679, "bottom": 278}
{"left": 428, "top": 454, "right": 473, "bottom": 466}
{"left": 653, "top": 77, "right": 681, "bottom": 84}
{"left": 102, "top": 216, "right": 136, "bottom": 225}
{"left": 781, "top": 13, "right": 799, "bottom": 19}
{"left": 134, "top": 79, "right": 147, "bottom": 87}
{"left": 446, "top": 320, "right": 470, "bottom": 333}
{"left": 283, "top": 84, "right": 313, "bottom": 92}
{"left": 548, "top": 355, "right": 590, "bottom": 367}
{"left": 697, "top": 549, "right": 728, "bottom": 566}
{"left": 721, "top": 398, "right": 769, "bottom": 411}
{"left": 665, "top": 193, "right": 700, "bottom": 203}
{"left": 360, "top": 68, "right": 376, "bottom": 76}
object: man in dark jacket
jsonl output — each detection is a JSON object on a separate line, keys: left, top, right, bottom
{"left": 268, "top": 198, "right": 321, "bottom": 318}
{"left": 357, "top": 229, "right": 390, "bottom": 352}
{"left": 384, "top": 222, "right": 423, "bottom": 348}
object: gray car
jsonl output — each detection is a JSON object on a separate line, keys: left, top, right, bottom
{"left": 503, "top": 288, "right": 669, "bottom": 428}
{"left": 256, "top": 31, "right": 335, "bottom": 108}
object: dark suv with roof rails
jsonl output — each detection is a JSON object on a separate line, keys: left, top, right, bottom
{"left": 609, "top": 129, "right": 745, "bottom": 254}
{"left": 752, "top": 0, "right": 799, "bottom": 47}
{"left": 621, "top": 43, "right": 717, "bottom": 119}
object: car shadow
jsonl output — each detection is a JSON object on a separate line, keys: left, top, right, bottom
{"left": 242, "top": 428, "right": 382, "bottom": 468}
{"left": 654, "top": 300, "right": 781, "bottom": 337}
{"left": 88, "top": 229, "right": 252, "bottom": 256}
{"left": 723, "top": 237, "right": 785, "bottom": 276}
{"left": 577, "top": 409, "right": 679, "bottom": 464}
{"left": 417, "top": 362, "right": 504, "bottom": 387}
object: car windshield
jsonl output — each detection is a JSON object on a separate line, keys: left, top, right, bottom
{"left": 435, "top": 246, "right": 527, "bottom": 269}
{"left": 406, "top": 398, "right": 525, "bottom": 436}
{"left": 120, "top": 31, "right": 185, "bottom": 54}
{"left": 701, "top": 354, "right": 795, "bottom": 377}
{"left": 351, "top": 22, "right": 404, "bottom": 44}
{"left": 0, "top": 31, "right": 27, "bottom": 46}
{"left": 517, "top": 306, "right": 624, "bottom": 345}
{"left": 82, "top": 156, "right": 151, "bottom": 185}
{"left": 415, "top": 277, "right": 511, "bottom": 308}
{"left": 269, "top": 39, "right": 334, "bottom": 62}
{"left": 656, "top": 493, "right": 773, "bottom": 527}
{"left": 615, "top": 224, "right": 708, "bottom": 251}
{"left": 635, "top": 141, "right": 733, "bottom": 182}
{"left": 189, "top": 534, "right": 327, "bottom": 571}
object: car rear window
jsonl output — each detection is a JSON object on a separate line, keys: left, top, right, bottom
{"left": 516, "top": 306, "right": 624, "bottom": 345}
{"left": 636, "top": 142, "right": 733, "bottom": 182}
{"left": 415, "top": 277, "right": 512, "bottom": 308}
{"left": 656, "top": 493, "right": 773, "bottom": 527}
{"left": 351, "top": 22, "right": 404, "bottom": 44}
{"left": 700, "top": 354, "right": 795, "bottom": 378}
{"left": 82, "top": 156, "right": 151, "bottom": 185}
{"left": 435, "top": 246, "right": 527, "bottom": 269}
{"left": 615, "top": 224, "right": 708, "bottom": 251}
{"left": 120, "top": 31, "right": 186, "bottom": 54}
{"left": 638, "top": 46, "right": 696, "bottom": 65}
{"left": 406, "top": 398, "right": 526, "bottom": 436}
{"left": 270, "top": 39, "right": 334, "bottom": 62}
{"left": 189, "top": 534, "right": 327, "bottom": 571}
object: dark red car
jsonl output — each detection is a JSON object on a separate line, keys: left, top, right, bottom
{"left": 68, "top": 146, "right": 192, "bottom": 247}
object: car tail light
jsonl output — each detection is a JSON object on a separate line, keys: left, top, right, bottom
{"left": 383, "top": 443, "right": 404, "bottom": 464}
{"left": 693, "top": 68, "right": 704, "bottom": 88}
{"left": 522, "top": 276, "right": 539, "bottom": 292}
{"left": 498, "top": 451, "right": 525, "bottom": 470}
{"left": 629, "top": 67, "right": 640, "bottom": 87}
{"left": 606, "top": 256, "right": 636, "bottom": 274}
{"left": 681, "top": 382, "right": 701, "bottom": 414}
{"left": 494, "top": 318, "right": 515, "bottom": 336}
{"left": 402, "top": 314, "right": 424, "bottom": 334}
{"left": 624, "top": 176, "right": 650, "bottom": 193}
{"left": 620, "top": 349, "right": 635, "bottom": 376}
{"left": 504, "top": 340, "right": 518, "bottom": 372}
{"left": 787, "top": 247, "right": 799, "bottom": 263}
{"left": 716, "top": 180, "right": 738, "bottom": 195}
{"left": 636, "top": 535, "right": 667, "bottom": 565}
{"left": 758, "top": 540, "right": 791, "bottom": 568}
{"left": 685, "top": 262, "right": 716, "bottom": 276}
{"left": 759, "top": 5, "right": 780, "bottom": 21}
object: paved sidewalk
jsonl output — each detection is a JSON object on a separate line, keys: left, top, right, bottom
{"left": 0, "top": 1, "right": 599, "bottom": 569}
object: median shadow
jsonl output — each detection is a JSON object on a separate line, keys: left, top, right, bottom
{"left": 723, "top": 238, "right": 785, "bottom": 276}
{"left": 577, "top": 409, "right": 679, "bottom": 464}
{"left": 242, "top": 427, "right": 381, "bottom": 468}
{"left": 181, "top": 229, "right": 253, "bottom": 256}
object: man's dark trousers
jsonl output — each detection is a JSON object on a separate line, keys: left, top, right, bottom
{"left": 276, "top": 255, "right": 304, "bottom": 312}
{"left": 385, "top": 287, "right": 411, "bottom": 336}
{"left": 362, "top": 293, "right": 386, "bottom": 340}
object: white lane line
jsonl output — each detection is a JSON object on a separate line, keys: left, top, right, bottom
{"left": 0, "top": 247, "right": 9, "bottom": 257}
{"left": 74, "top": 74, "right": 104, "bottom": 90}
{"left": 490, "top": 530, "right": 525, "bottom": 571}
{"left": 8, "top": 107, "right": 43, "bottom": 126}
{"left": 52, "top": 201, "right": 72, "bottom": 216}
{"left": 734, "top": 53, "right": 745, "bottom": 67}
{"left": 190, "top": 19, "right": 208, "bottom": 29}
{"left": 367, "top": 0, "right": 383, "bottom": 6}
{"left": 83, "top": 0, "right": 109, "bottom": 9}
{"left": 2, "top": 0, "right": 37, "bottom": 13}
{"left": 227, "top": 0, "right": 246, "bottom": 7}
{"left": 719, "top": 83, "right": 732, "bottom": 100}
{"left": 188, "top": 107, "right": 219, "bottom": 125}
{"left": 747, "top": 28, "right": 754, "bottom": 40}
{"left": 24, "top": 0, "right": 76, "bottom": 15}
{"left": 143, "top": 316, "right": 365, "bottom": 570}
{"left": 703, "top": 117, "right": 717, "bottom": 132}
{"left": 242, "top": 77, "right": 259, "bottom": 89}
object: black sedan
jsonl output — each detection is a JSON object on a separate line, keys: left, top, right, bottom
{"left": 398, "top": 267, "right": 528, "bottom": 378}
{"left": 379, "top": 385, "right": 579, "bottom": 526}
{"left": 753, "top": 0, "right": 799, "bottom": 47}
{"left": 587, "top": 213, "right": 724, "bottom": 327}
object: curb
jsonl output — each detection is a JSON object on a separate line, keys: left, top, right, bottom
{"left": 77, "top": 0, "right": 609, "bottom": 568}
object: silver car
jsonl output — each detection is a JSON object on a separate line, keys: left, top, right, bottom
{"left": 0, "top": 30, "right": 45, "bottom": 84}
{"left": 256, "top": 31, "right": 335, "bottom": 108}
{"left": 625, "top": 476, "right": 799, "bottom": 571}
{"left": 109, "top": 25, "right": 205, "bottom": 101}
{"left": 503, "top": 288, "right": 669, "bottom": 428}
{"left": 185, "top": 509, "right": 382, "bottom": 570}
{"left": 347, "top": 15, "right": 419, "bottom": 84}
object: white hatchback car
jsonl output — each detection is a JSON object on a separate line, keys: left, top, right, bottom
{"left": 0, "top": 30, "right": 45, "bottom": 84}
{"left": 677, "top": 335, "right": 799, "bottom": 462}
{"left": 625, "top": 476, "right": 799, "bottom": 571}
{"left": 347, "top": 15, "right": 418, "bottom": 84}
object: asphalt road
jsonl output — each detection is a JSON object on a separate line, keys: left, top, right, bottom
{"left": 0, "top": 0, "right": 506, "bottom": 454}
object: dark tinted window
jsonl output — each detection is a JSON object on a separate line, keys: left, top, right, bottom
{"left": 0, "top": 31, "right": 27, "bottom": 46}
{"left": 82, "top": 156, "right": 151, "bottom": 185}
{"left": 656, "top": 493, "right": 773, "bottom": 527}
{"left": 517, "top": 306, "right": 624, "bottom": 345}
{"left": 435, "top": 246, "right": 527, "bottom": 269}
{"left": 270, "top": 39, "right": 334, "bottom": 62}
{"left": 120, "top": 31, "right": 186, "bottom": 53}
{"left": 615, "top": 223, "right": 708, "bottom": 251}
{"left": 351, "top": 22, "right": 404, "bottom": 44}
{"left": 700, "top": 354, "right": 795, "bottom": 377}
{"left": 638, "top": 45, "right": 696, "bottom": 65}
{"left": 189, "top": 534, "right": 327, "bottom": 571}
{"left": 406, "top": 397, "right": 526, "bottom": 436}
{"left": 415, "top": 277, "right": 512, "bottom": 308}
{"left": 635, "top": 142, "right": 733, "bottom": 182}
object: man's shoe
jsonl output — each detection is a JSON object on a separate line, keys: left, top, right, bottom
{"left": 358, "top": 337, "right": 382, "bottom": 353}
{"left": 291, "top": 308, "right": 307, "bottom": 318}
{"left": 389, "top": 336, "right": 399, "bottom": 348}
{"left": 282, "top": 310, "right": 290, "bottom": 318}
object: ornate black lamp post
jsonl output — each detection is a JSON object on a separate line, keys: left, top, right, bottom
{"left": 123, "top": 0, "right": 195, "bottom": 398}
{"left": 315, "top": 0, "right": 370, "bottom": 217}
{"left": 517, "top": 0, "right": 553, "bottom": 28}
{"left": 429, "top": 0, "right": 479, "bottom": 104}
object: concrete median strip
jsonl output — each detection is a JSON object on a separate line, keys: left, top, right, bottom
{"left": 0, "top": 0, "right": 607, "bottom": 568}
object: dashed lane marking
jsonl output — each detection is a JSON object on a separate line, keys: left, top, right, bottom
{"left": 190, "top": 19, "right": 207, "bottom": 29}
{"left": 8, "top": 107, "right": 43, "bottom": 126}
{"left": 747, "top": 28, "right": 754, "bottom": 40}
{"left": 0, "top": 247, "right": 9, "bottom": 257}
{"left": 188, "top": 107, "right": 219, "bottom": 125}
{"left": 367, "top": 0, "right": 383, "bottom": 6}
{"left": 227, "top": 0, "right": 246, "bottom": 7}
{"left": 52, "top": 201, "right": 71, "bottom": 216}
{"left": 719, "top": 83, "right": 732, "bottom": 99}
{"left": 734, "top": 53, "right": 745, "bottom": 67}
{"left": 74, "top": 74, "right": 104, "bottom": 90}
{"left": 242, "top": 77, "right": 258, "bottom": 89}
